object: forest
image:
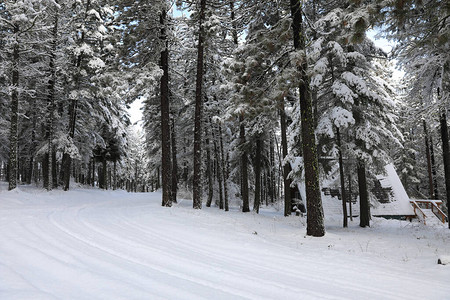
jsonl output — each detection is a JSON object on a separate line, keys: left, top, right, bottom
{"left": 0, "top": 0, "right": 449, "bottom": 238}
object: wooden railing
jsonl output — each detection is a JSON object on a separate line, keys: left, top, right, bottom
{"left": 410, "top": 199, "right": 448, "bottom": 224}
{"left": 431, "top": 202, "right": 448, "bottom": 223}
{"left": 410, "top": 200, "right": 427, "bottom": 225}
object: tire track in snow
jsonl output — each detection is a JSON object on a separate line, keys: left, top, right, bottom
{"left": 71, "top": 201, "right": 427, "bottom": 300}
{"left": 2, "top": 191, "right": 449, "bottom": 299}
{"left": 113, "top": 208, "right": 439, "bottom": 300}
{"left": 46, "top": 206, "right": 259, "bottom": 300}
{"left": 2, "top": 215, "right": 174, "bottom": 300}
{"left": 45, "top": 201, "right": 344, "bottom": 300}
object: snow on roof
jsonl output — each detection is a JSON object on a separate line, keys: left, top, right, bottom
{"left": 294, "top": 160, "right": 414, "bottom": 217}
{"left": 372, "top": 163, "right": 415, "bottom": 216}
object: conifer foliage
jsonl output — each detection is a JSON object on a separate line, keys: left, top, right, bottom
{"left": 0, "top": 0, "right": 448, "bottom": 234}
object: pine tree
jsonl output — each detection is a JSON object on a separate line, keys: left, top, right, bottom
{"left": 384, "top": 0, "right": 450, "bottom": 224}
{"left": 290, "top": 0, "right": 325, "bottom": 236}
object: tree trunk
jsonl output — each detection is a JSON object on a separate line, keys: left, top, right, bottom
{"left": 62, "top": 89, "right": 78, "bottom": 191}
{"left": 62, "top": 0, "right": 91, "bottom": 191}
{"left": 253, "top": 137, "right": 262, "bottom": 213}
{"left": 8, "top": 24, "right": 20, "bottom": 191}
{"left": 171, "top": 118, "right": 178, "bottom": 203}
{"left": 290, "top": 0, "right": 325, "bottom": 236}
{"left": 348, "top": 174, "right": 353, "bottom": 221}
{"left": 358, "top": 162, "right": 370, "bottom": 227}
{"left": 219, "top": 124, "right": 229, "bottom": 211}
{"left": 98, "top": 165, "right": 103, "bottom": 189}
{"left": 102, "top": 157, "right": 107, "bottom": 190}
{"left": 46, "top": 8, "right": 58, "bottom": 191}
{"left": 423, "top": 120, "right": 434, "bottom": 198}
{"left": 269, "top": 133, "right": 275, "bottom": 203}
{"left": 113, "top": 160, "right": 117, "bottom": 190}
{"left": 336, "top": 127, "right": 348, "bottom": 228}
{"left": 160, "top": 9, "right": 172, "bottom": 207}
{"left": 205, "top": 125, "right": 214, "bottom": 207}
{"left": 156, "top": 166, "right": 160, "bottom": 190}
{"left": 280, "top": 104, "right": 292, "bottom": 216}
{"left": 440, "top": 110, "right": 450, "bottom": 229}
{"left": 210, "top": 120, "right": 223, "bottom": 208}
{"left": 92, "top": 158, "right": 95, "bottom": 187}
{"left": 240, "top": 114, "right": 250, "bottom": 212}
{"left": 430, "top": 136, "right": 439, "bottom": 199}
{"left": 27, "top": 102, "right": 37, "bottom": 185}
{"left": 192, "top": 0, "right": 207, "bottom": 209}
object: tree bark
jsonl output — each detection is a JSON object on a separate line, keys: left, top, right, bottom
{"left": 290, "top": 0, "right": 325, "bottom": 236}
{"left": 423, "top": 120, "right": 434, "bottom": 198}
{"left": 336, "top": 127, "right": 348, "bottom": 227}
{"left": 280, "top": 104, "right": 292, "bottom": 216}
{"left": 92, "top": 158, "right": 95, "bottom": 187}
{"left": 348, "top": 174, "right": 353, "bottom": 221}
{"left": 219, "top": 124, "right": 229, "bottom": 211}
{"left": 439, "top": 110, "right": 450, "bottom": 229}
{"left": 102, "top": 157, "right": 107, "bottom": 190}
{"left": 358, "top": 162, "right": 370, "bottom": 227}
{"left": 209, "top": 121, "right": 223, "bottom": 208}
{"left": 113, "top": 160, "right": 117, "bottom": 190}
{"left": 192, "top": 0, "right": 207, "bottom": 209}
{"left": 63, "top": 0, "right": 91, "bottom": 191}
{"left": 430, "top": 136, "right": 439, "bottom": 199}
{"left": 171, "top": 118, "right": 178, "bottom": 203}
{"left": 160, "top": 9, "right": 172, "bottom": 207}
{"left": 253, "top": 137, "right": 262, "bottom": 213}
{"left": 240, "top": 114, "right": 250, "bottom": 212}
{"left": 8, "top": 24, "right": 20, "bottom": 191}
{"left": 269, "top": 133, "right": 275, "bottom": 203}
{"left": 46, "top": 8, "right": 58, "bottom": 191}
{"left": 205, "top": 125, "right": 214, "bottom": 207}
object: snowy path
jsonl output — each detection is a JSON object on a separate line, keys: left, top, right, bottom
{"left": 1, "top": 185, "right": 450, "bottom": 299}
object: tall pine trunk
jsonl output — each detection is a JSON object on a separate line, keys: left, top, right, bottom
{"left": 192, "top": 0, "right": 206, "bottom": 209}
{"left": 205, "top": 125, "right": 214, "bottom": 207}
{"left": 208, "top": 121, "right": 222, "bottom": 208}
{"left": 27, "top": 98, "right": 37, "bottom": 185}
{"left": 171, "top": 118, "right": 178, "bottom": 203}
{"left": 358, "top": 162, "right": 370, "bottom": 227}
{"left": 269, "top": 133, "right": 275, "bottom": 203}
{"left": 160, "top": 9, "right": 172, "bottom": 207}
{"left": 113, "top": 160, "right": 117, "bottom": 190}
{"left": 62, "top": 97, "right": 78, "bottom": 191}
{"left": 430, "top": 136, "right": 439, "bottom": 199}
{"left": 423, "top": 120, "right": 434, "bottom": 198}
{"left": 440, "top": 110, "right": 450, "bottom": 229}
{"left": 8, "top": 24, "right": 20, "bottom": 191}
{"left": 290, "top": 0, "right": 324, "bottom": 236}
{"left": 219, "top": 124, "right": 229, "bottom": 211}
{"left": 336, "top": 127, "right": 348, "bottom": 227}
{"left": 280, "top": 104, "right": 292, "bottom": 216}
{"left": 253, "top": 137, "right": 262, "bottom": 213}
{"left": 63, "top": 0, "right": 91, "bottom": 191}
{"left": 348, "top": 174, "right": 353, "bottom": 221}
{"left": 46, "top": 8, "right": 58, "bottom": 191}
{"left": 240, "top": 115, "right": 250, "bottom": 212}
{"left": 104, "top": 158, "right": 107, "bottom": 189}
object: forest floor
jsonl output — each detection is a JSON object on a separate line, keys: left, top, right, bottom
{"left": 1, "top": 182, "right": 449, "bottom": 300}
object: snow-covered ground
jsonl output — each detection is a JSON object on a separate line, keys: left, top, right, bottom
{"left": 1, "top": 183, "right": 449, "bottom": 300}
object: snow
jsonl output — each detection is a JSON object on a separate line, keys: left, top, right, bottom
{"left": 373, "top": 163, "right": 415, "bottom": 216}
{"left": 1, "top": 183, "right": 450, "bottom": 299}
{"left": 438, "top": 256, "right": 450, "bottom": 265}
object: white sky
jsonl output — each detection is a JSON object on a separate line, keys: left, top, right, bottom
{"left": 367, "top": 29, "right": 405, "bottom": 80}
{"left": 127, "top": 97, "right": 144, "bottom": 127}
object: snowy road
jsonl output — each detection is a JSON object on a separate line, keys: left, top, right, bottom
{"left": 1, "top": 185, "right": 449, "bottom": 299}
